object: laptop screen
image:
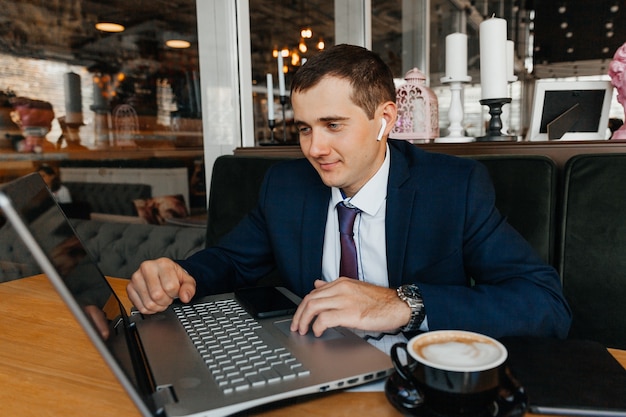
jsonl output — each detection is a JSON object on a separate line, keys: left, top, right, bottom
{"left": 0, "top": 173, "right": 155, "bottom": 415}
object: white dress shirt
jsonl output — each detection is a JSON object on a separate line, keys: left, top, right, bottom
{"left": 321, "top": 144, "right": 390, "bottom": 287}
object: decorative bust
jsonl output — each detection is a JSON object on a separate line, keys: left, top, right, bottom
{"left": 0, "top": 89, "right": 20, "bottom": 149}
{"left": 608, "top": 42, "right": 626, "bottom": 139}
{"left": 10, "top": 96, "right": 55, "bottom": 152}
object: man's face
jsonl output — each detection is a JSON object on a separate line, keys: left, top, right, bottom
{"left": 292, "top": 76, "right": 389, "bottom": 197}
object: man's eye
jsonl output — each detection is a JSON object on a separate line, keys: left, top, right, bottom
{"left": 328, "top": 123, "right": 340, "bottom": 130}
{"left": 298, "top": 126, "right": 311, "bottom": 134}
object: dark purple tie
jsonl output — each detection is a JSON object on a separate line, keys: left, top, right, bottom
{"left": 337, "top": 202, "right": 360, "bottom": 279}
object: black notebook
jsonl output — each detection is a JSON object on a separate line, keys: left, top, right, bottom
{"left": 500, "top": 337, "right": 626, "bottom": 416}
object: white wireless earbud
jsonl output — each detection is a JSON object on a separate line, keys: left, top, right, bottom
{"left": 376, "top": 118, "right": 387, "bottom": 141}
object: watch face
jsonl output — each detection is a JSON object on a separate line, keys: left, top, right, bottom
{"left": 402, "top": 285, "right": 420, "bottom": 299}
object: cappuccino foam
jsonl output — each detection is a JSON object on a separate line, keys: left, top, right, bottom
{"left": 412, "top": 332, "right": 506, "bottom": 371}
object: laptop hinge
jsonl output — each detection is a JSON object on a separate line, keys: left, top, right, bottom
{"left": 152, "top": 384, "right": 178, "bottom": 411}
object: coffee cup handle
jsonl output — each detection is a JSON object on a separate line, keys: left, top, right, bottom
{"left": 390, "top": 342, "right": 419, "bottom": 387}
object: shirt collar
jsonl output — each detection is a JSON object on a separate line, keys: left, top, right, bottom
{"left": 332, "top": 143, "right": 390, "bottom": 216}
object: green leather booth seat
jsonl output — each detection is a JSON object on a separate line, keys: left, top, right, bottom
{"left": 472, "top": 155, "right": 557, "bottom": 266}
{"left": 205, "top": 153, "right": 558, "bottom": 287}
{"left": 559, "top": 154, "right": 626, "bottom": 349}
{"left": 206, "top": 155, "right": 293, "bottom": 247}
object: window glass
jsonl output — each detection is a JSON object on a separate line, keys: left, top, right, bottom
{"left": 248, "top": 0, "right": 334, "bottom": 146}
{"left": 371, "top": 0, "right": 517, "bottom": 138}
{"left": 0, "top": 1, "right": 201, "bottom": 152}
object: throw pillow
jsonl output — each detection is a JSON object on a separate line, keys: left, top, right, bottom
{"left": 133, "top": 194, "right": 188, "bottom": 225}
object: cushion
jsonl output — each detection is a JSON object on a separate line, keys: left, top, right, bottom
{"left": 470, "top": 155, "right": 558, "bottom": 266}
{"left": 206, "top": 155, "right": 292, "bottom": 246}
{"left": 133, "top": 194, "right": 189, "bottom": 225}
{"left": 559, "top": 153, "right": 626, "bottom": 349}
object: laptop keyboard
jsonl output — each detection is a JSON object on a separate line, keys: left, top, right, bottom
{"left": 174, "top": 299, "right": 310, "bottom": 394}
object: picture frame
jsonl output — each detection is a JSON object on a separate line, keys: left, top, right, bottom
{"left": 526, "top": 80, "right": 613, "bottom": 141}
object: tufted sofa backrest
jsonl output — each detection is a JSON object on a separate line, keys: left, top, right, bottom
{"left": 71, "top": 219, "right": 206, "bottom": 278}
{"left": 64, "top": 182, "right": 152, "bottom": 216}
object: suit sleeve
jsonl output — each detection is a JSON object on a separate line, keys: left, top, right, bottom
{"left": 415, "top": 162, "right": 572, "bottom": 339}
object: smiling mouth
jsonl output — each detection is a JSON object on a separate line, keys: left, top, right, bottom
{"left": 317, "top": 161, "right": 340, "bottom": 171}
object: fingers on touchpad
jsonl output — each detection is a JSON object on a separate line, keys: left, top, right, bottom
{"left": 273, "top": 319, "right": 345, "bottom": 341}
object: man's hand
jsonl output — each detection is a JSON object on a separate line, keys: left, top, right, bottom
{"left": 84, "top": 305, "right": 110, "bottom": 340}
{"left": 290, "top": 278, "right": 411, "bottom": 337}
{"left": 127, "top": 258, "right": 196, "bottom": 314}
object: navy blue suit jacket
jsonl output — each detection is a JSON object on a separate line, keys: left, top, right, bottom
{"left": 179, "top": 140, "right": 571, "bottom": 339}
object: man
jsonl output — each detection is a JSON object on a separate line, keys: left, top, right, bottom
{"left": 127, "top": 44, "right": 571, "bottom": 340}
{"left": 38, "top": 164, "right": 72, "bottom": 203}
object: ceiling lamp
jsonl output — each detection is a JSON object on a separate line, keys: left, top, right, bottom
{"left": 95, "top": 22, "right": 125, "bottom": 33}
{"left": 317, "top": 38, "right": 325, "bottom": 50}
{"left": 300, "top": 27, "right": 312, "bottom": 39}
{"left": 166, "top": 39, "right": 191, "bottom": 49}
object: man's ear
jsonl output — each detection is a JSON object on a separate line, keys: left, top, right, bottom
{"left": 378, "top": 101, "right": 397, "bottom": 140}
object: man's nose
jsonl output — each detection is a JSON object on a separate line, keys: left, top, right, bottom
{"left": 307, "top": 130, "right": 331, "bottom": 157}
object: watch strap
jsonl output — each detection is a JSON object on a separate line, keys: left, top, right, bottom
{"left": 397, "top": 284, "right": 426, "bottom": 332}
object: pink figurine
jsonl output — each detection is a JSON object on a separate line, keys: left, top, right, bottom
{"left": 10, "top": 97, "right": 55, "bottom": 152}
{"left": 608, "top": 43, "right": 626, "bottom": 139}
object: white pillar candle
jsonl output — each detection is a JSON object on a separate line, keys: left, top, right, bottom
{"left": 266, "top": 73, "right": 275, "bottom": 121}
{"left": 277, "top": 55, "right": 286, "bottom": 97}
{"left": 506, "top": 40, "right": 517, "bottom": 82}
{"left": 479, "top": 17, "right": 508, "bottom": 100}
{"left": 445, "top": 33, "right": 468, "bottom": 80}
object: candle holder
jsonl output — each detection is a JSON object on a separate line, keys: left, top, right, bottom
{"left": 58, "top": 116, "right": 88, "bottom": 150}
{"left": 268, "top": 118, "right": 276, "bottom": 143}
{"left": 279, "top": 95, "right": 288, "bottom": 143}
{"left": 259, "top": 119, "right": 282, "bottom": 146}
{"left": 476, "top": 98, "right": 516, "bottom": 142}
{"left": 436, "top": 76, "right": 474, "bottom": 143}
{"left": 260, "top": 119, "right": 282, "bottom": 146}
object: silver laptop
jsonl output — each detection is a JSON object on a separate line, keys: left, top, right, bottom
{"left": 0, "top": 173, "right": 393, "bottom": 417}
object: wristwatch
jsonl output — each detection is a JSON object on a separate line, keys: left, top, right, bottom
{"left": 396, "top": 284, "right": 426, "bottom": 332}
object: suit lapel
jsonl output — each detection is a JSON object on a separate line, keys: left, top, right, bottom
{"left": 299, "top": 182, "right": 330, "bottom": 293}
{"left": 386, "top": 145, "right": 416, "bottom": 288}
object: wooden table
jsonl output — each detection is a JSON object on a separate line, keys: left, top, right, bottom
{"left": 1, "top": 275, "right": 625, "bottom": 417}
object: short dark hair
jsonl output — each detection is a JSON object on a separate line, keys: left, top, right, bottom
{"left": 37, "top": 164, "right": 61, "bottom": 192}
{"left": 290, "top": 44, "right": 396, "bottom": 119}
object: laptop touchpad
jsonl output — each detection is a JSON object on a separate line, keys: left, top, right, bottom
{"left": 273, "top": 319, "right": 345, "bottom": 341}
